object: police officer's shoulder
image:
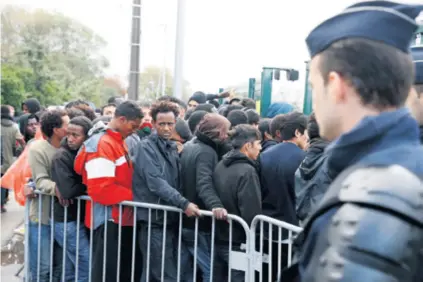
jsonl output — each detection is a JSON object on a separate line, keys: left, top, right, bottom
{"left": 339, "top": 165, "right": 423, "bottom": 225}
{"left": 306, "top": 1, "right": 423, "bottom": 57}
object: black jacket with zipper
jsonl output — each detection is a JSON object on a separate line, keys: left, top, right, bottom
{"left": 51, "top": 139, "right": 87, "bottom": 222}
{"left": 132, "top": 133, "right": 189, "bottom": 225}
{"left": 180, "top": 132, "right": 224, "bottom": 231}
{"left": 213, "top": 150, "right": 262, "bottom": 245}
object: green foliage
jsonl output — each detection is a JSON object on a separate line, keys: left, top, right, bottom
{"left": 1, "top": 6, "right": 111, "bottom": 108}
{"left": 1, "top": 65, "right": 27, "bottom": 108}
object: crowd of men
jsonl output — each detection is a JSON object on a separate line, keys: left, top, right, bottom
{"left": 2, "top": 88, "right": 308, "bottom": 281}
{"left": 1, "top": 1, "right": 423, "bottom": 282}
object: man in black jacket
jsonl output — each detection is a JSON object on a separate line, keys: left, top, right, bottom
{"left": 294, "top": 113, "right": 330, "bottom": 223}
{"left": 179, "top": 113, "right": 230, "bottom": 281}
{"left": 213, "top": 124, "right": 262, "bottom": 281}
{"left": 132, "top": 101, "right": 201, "bottom": 282}
{"left": 51, "top": 116, "right": 93, "bottom": 281}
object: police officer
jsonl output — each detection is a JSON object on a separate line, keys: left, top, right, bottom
{"left": 288, "top": 1, "right": 423, "bottom": 282}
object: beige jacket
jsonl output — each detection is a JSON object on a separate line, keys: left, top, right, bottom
{"left": 28, "top": 140, "right": 57, "bottom": 225}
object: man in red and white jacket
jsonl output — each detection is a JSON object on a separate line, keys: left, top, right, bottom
{"left": 74, "top": 100, "right": 143, "bottom": 282}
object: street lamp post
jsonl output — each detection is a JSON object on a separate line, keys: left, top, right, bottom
{"left": 173, "top": 0, "right": 186, "bottom": 100}
{"left": 128, "top": 0, "right": 142, "bottom": 101}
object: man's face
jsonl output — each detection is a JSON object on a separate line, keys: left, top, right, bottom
{"left": 26, "top": 118, "right": 39, "bottom": 138}
{"left": 294, "top": 129, "right": 309, "bottom": 150}
{"left": 406, "top": 86, "right": 423, "bottom": 125}
{"left": 67, "top": 124, "right": 86, "bottom": 150}
{"left": 54, "top": 115, "right": 70, "bottom": 140}
{"left": 141, "top": 107, "right": 152, "bottom": 124}
{"left": 178, "top": 106, "right": 186, "bottom": 119}
{"left": 245, "top": 140, "right": 262, "bottom": 160}
{"left": 153, "top": 112, "right": 176, "bottom": 140}
{"left": 117, "top": 117, "right": 142, "bottom": 139}
{"left": 22, "top": 104, "right": 29, "bottom": 114}
{"left": 8, "top": 106, "right": 15, "bottom": 117}
{"left": 103, "top": 106, "right": 116, "bottom": 117}
{"left": 188, "top": 100, "right": 199, "bottom": 110}
{"left": 309, "top": 56, "right": 344, "bottom": 141}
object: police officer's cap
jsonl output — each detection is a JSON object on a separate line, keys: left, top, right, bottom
{"left": 411, "top": 46, "right": 423, "bottom": 84}
{"left": 306, "top": 1, "right": 423, "bottom": 58}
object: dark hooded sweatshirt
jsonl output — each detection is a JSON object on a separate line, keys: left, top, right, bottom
{"left": 294, "top": 138, "right": 330, "bottom": 221}
{"left": 18, "top": 113, "right": 38, "bottom": 143}
{"left": 213, "top": 150, "right": 261, "bottom": 245}
{"left": 180, "top": 132, "right": 223, "bottom": 231}
{"left": 22, "top": 98, "right": 41, "bottom": 114}
{"left": 51, "top": 139, "right": 87, "bottom": 222}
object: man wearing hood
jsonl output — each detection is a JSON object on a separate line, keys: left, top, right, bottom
{"left": 294, "top": 113, "right": 330, "bottom": 223}
{"left": 19, "top": 113, "right": 40, "bottom": 143}
{"left": 21, "top": 98, "right": 41, "bottom": 114}
{"left": 1, "top": 105, "right": 25, "bottom": 212}
{"left": 187, "top": 91, "right": 207, "bottom": 110}
{"left": 212, "top": 124, "right": 262, "bottom": 281}
{"left": 179, "top": 113, "right": 230, "bottom": 281}
{"left": 406, "top": 45, "right": 423, "bottom": 142}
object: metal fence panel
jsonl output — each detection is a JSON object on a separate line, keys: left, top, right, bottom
{"left": 249, "top": 215, "right": 303, "bottom": 282}
{"left": 25, "top": 192, "right": 253, "bottom": 282}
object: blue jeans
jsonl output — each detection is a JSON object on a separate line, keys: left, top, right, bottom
{"left": 139, "top": 225, "right": 179, "bottom": 282}
{"left": 29, "top": 222, "right": 64, "bottom": 282}
{"left": 180, "top": 229, "right": 212, "bottom": 281}
{"left": 54, "top": 221, "right": 90, "bottom": 282}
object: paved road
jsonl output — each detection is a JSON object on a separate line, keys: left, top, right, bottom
{"left": 1, "top": 191, "right": 25, "bottom": 247}
{"left": 1, "top": 191, "right": 25, "bottom": 281}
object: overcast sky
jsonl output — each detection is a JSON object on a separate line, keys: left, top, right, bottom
{"left": 2, "top": 0, "right": 422, "bottom": 93}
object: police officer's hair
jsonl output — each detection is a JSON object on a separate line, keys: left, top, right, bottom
{"left": 319, "top": 38, "right": 414, "bottom": 109}
{"left": 229, "top": 124, "right": 261, "bottom": 150}
{"left": 70, "top": 116, "right": 93, "bottom": 136}
{"left": 270, "top": 112, "right": 307, "bottom": 141}
{"left": 114, "top": 100, "right": 144, "bottom": 121}
{"left": 258, "top": 118, "right": 271, "bottom": 140}
{"left": 150, "top": 101, "right": 180, "bottom": 121}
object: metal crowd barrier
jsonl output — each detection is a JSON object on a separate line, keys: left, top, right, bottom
{"left": 24, "top": 192, "right": 302, "bottom": 282}
{"left": 249, "top": 215, "right": 303, "bottom": 282}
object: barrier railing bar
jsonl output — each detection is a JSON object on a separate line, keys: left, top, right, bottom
{"left": 75, "top": 198, "right": 81, "bottom": 282}
{"left": 130, "top": 207, "right": 137, "bottom": 282}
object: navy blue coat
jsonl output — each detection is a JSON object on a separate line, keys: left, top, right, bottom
{"left": 298, "top": 109, "right": 423, "bottom": 281}
{"left": 260, "top": 142, "right": 306, "bottom": 226}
